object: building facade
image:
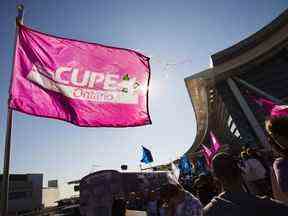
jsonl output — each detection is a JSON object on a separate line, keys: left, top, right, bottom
{"left": 42, "top": 180, "right": 60, "bottom": 208}
{"left": 0, "top": 174, "right": 43, "bottom": 215}
{"left": 185, "top": 9, "right": 288, "bottom": 155}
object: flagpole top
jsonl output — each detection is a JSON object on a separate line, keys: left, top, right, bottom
{"left": 17, "top": 4, "right": 24, "bottom": 11}
{"left": 16, "top": 4, "right": 24, "bottom": 25}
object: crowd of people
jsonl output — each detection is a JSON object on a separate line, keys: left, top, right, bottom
{"left": 111, "top": 115, "right": 288, "bottom": 215}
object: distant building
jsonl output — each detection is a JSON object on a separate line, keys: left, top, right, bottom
{"left": 42, "top": 180, "right": 60, "bottom": 207}
{"left": 0, "top": 174, "right": 60, "bottom": 215}
{"left": 185, "top": 9, "right": 288, "bottom": 155}
{"left": 0, "top": 174, "right": 43, "bottom": 215}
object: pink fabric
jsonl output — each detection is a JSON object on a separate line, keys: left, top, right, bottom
{"left": 202, "top": 132, "right": 221, "bottom": 168}
{"left": 202, "top": 144, "right": 212, "bottom": 157}
{"left": 254, "top": 97, "right": 276, "bottom": 115}
{"left": 210, "top": 131, "right": 221, "bottom": 154}
{"left": 249, "top": 94, "right": 288, "bottom": 118}
{"left": 9, "top": 25, "right": 151, "bottom": 127}
{"left": 201, "top": 144, "right": 212, "bottom": 168}
{"left": 271, "top": 105, "right": 288, "bottom": 118}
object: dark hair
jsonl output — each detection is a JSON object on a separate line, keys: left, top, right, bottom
{"left": 159, "top": 183, "right": 182, "bottom": 201}
{"left": 212, "top": 153, "right": 241, "bottom": 183}
{"left": 266, "top": 116, "right": 288, "bottom": 137}
{"left": 265, "top": 117, "right": 288, "bottom": 157}
{"left": 112, "top": 198, "right": 126, "bottom": 216}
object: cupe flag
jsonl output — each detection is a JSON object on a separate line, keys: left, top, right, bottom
{"left": 9, "top": 25, "right": 151, "bottom": 127}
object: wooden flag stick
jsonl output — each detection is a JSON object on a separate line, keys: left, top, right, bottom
{"left": 0, "top": 5, "right": 24, "bottom": 216}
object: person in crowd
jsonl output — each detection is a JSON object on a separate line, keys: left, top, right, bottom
{"left": 247, "top": 148, "right": 271, "bottom": 177}
{"left": 238, "top": 151, "right": 248, "bottom": 169}
{"left": 193, "top": 173, "right": 217, "bottom": 206}
{"left": 158, "top": 198, "right": 168, "bottom": 216}
{"left": 126, "top": 192, "right": 144, "bottom": 210}
{"left": 204, "top": 152, "right": 288, "bottom": 216}
{"left": 240, "top": 148, "right": 267, "bottom": 196}
{"left": 247, "top": 148, "right": 272, "bottom": 196}
{"left": 159, "top": 182, "right": 203, "bottom": 216}
{"left": 112, "top": 197, "right": 126, "bottom": 216}
{"left": 146, "top": 190, "right": 159, "bottom": 216}
{"left": 266, "top": 116, "right": 288, "bottom": 204}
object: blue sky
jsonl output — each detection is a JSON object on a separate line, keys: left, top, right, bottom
{"left": 1, "top": 0, "right": 287, "bottom": 198}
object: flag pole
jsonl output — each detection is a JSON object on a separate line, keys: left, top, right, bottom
{"left": 1, "top": 5, "right": 24, "bottom": 216}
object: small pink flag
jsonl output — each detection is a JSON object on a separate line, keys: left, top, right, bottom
{"left": 210, "top": 131, "right": 221, "bottom": 154}
{"left": 201, "top": 144, "right": 212, "bottom": 168}
{"left": 9, "top": 25, "right": 152, "bottom": 127}
{"left": 201, "top": 131, "right": 221, "bottom": 168}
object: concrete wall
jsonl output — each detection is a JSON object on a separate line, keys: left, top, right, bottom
{"left": 42, "top": 187, "right": 60, "bottom": 207}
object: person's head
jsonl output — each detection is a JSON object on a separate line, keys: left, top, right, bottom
{"left": 148, "top": 190, "right": 157, "bottom": 201}
{"left": 240, "top": 151, "right": 248, "bottom": 160}
{"left": 265, "top": 116, "right": 288, "bottom": 157}
{"left": 159, "top": 183, "right": 183, "bottom": 203}
{"left": 212, "top": 153, "right": 242, "bottom": 189}
{"left": 112, "top": 197, "right": 126, "bottom": 216}
{"left": 129, "top": 192, "right": 137, "bottom": 200}
{"left": 193, "top": 175, "right": 214, "bottom": 205}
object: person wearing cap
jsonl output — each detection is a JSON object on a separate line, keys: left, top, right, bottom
{"left": 204, "top": 152, "right": 288, "bottom": 216}
{"left": 159, "top": 182, "right": 202, "bottom": 216}
{"left": 266, "top": 116, "right": 288, "bottom": 204}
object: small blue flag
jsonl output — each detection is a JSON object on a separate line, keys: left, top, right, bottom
{"left": 141, "top": 146, "right": 153, "bottom": 164}
{"left": 178, "top": 154, "right": 192, "bottom": 174}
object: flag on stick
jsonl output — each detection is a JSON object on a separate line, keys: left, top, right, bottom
{"left": 201, "top": 144, "right": 213, "bottom": 168}
{"left": 9, "top": 25, "right": 151, "bottom": 127}
{"left": 178, "top": 154, "right": 192, "bottom": 174}
{"left": 201, "top": 131, "right": 222, "bottom": 168}
{"left": 140, "top": 146, "right": 153, "bottom": 164}
{"left": 210, "top": 131, "right": 221, "bottom": 154}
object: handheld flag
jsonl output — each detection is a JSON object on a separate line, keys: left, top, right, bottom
{"left": 9, "top": 25, "right": 151, "bottom": 127}
{"left": 178, "top": 154, "right": 192, "bottom": 174}
{"left": 202, "top": 132, "right": 222, "bottom": 168}
{"left": 201, "top": 145, "right": 213, "bottom": 168}
{"left": 210, "top": 131, "right": 221, "bottom": 154}
{"left": 141, "top": 146, "right": 153, "bottom": 164}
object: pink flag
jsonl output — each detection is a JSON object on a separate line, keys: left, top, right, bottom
{"left": 247, "top": 93, "right": 288, "bottom": 118}
{"left": 209, "top": 131, "right": 221, "bottom": 154}
{"left": 9, "top": 25, "right": 152, "bottom": 127}
{"left": 201, "top": 132, "right": 221, "bottom": 168}
{"left": 201, "top": 144, "right": 212, "bottom": 168}
{"left": 253, "top": 97, "right": 276, "bottom": 115}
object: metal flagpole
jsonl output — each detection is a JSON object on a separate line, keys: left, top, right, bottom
{"left": 1, "top": 5, "right": 24, "bottom": 216}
